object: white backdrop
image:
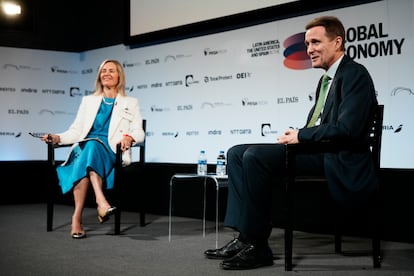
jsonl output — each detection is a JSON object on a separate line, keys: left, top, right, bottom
{"left": 129, "top": 0, "right": 296, "bottom": 36}
{"left": 0, "top": 0, "right": 413, "bottom": 169}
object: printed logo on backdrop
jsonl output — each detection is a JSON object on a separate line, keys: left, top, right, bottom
{"left": 208, "top": 129, "right": 222, "bottom": 136}
{"left": 391, "top": 87, "right": 413, "bottom": 97}
{"left": 0, "top": 131, "right": 21, "bottom": 138}
{"left": 70, "top": 87, "right": 82, "bottom": 97}
{"left": 204, "top": 74, "right": 233, "bottom": 83}
{"left": 261, "top": 123, "right": 278, "bottom": 137}
{"left": 247, "top": 39, "right": 280, "bottom": 57}
{"left": 39, "top": 109, "right": 75, "bottom": 116}
{"left": 150, "top": 82, "right": 162, "bottom": 88}
{"left": 308, "top": 92, "right": 316, "bottom": 102}
{"left": 283, "top": 32, "right": 311, "bottom": 70}
{"left": 3, "top": 64, "right": 19, "bottom": 70}
{"left": 123, "top": 60, "right": 142, "bottom": 68}
{"left": 0, "top": 87, "right": 16, "bottom": 93}
{"left": 150, "top": 105, "right": 170, "bottom": 112}
{"left": 203, "top": 48, "right": 227, "bottom": 56}
{"left": 162, "top": 131, "right": 179, "bottom": 138}
{"left": 28, "top": 132, "right": 47, "bottom": 137}
{"left": 81, "top": 68, "right": 94, "bottom": 74}
{"left": 277, "top": 96, "right": 299, "bottom": 104}
{"left": 346, "top": 23, "right": 405, "bottom": 59}
{"left": 145, "top": 131, "right": 154, "bottom": 137}
{"left": 185, "top": 75, "right": 200, "bottom": 87}
{"left": 42, "top": 88, "right": 65, "bottom": 95}
{"left": 384, "top": 86, "right": 413, "bottom": 134}
{"left": 241, "top": 97, "right": 268, "bottom": 106}
{"left": 51, "top": 66, "right": 77, "bottom": 74}
{"left": 186, "top": 130, "right": 199, "bottom": 136}
{"left": 8, "top": 108, "right": 29, "bottom": 115}
{"left": 200, "top": 101, "right": 232, "bottom": 109}
{"left": 21, "top": 88, "right": 38, "bottom": 94}
{"left": 177, "top": 104, "right": 193, "bottom": 111}
{"left": 383, "top": 123, "right": 404, "bottom": 134}
{"left": 165, "top": 79, "right": 183, "bottom": 87}
{"left": 236, "top": 72, "right": 252, "bottom": 80}
{"left": 164, "top": 53, "right": 192, "bottom": 62}
{"left": 126, "top": 86, "right": 134, "bottom": 93}
{"left": 394, "top": 124, "right": 403, "bottom": 133}
{"left": 136, "top": 84, "right": 148, "bottom": 90}
{"left": 145, "top": 58, "right": 160, "bottom": 65}
{"left": 230, "top": 128, "right": 252, "bottom": 135}
{"left": 3, "top": 63, "right": 41, "bottom": 71}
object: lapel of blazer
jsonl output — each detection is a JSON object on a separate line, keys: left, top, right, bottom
{"left": 108, "top": 95, "right": 124, "bottom": 138}
{"left": 83, "top": 95, "right": 102, "bottom": 136}
{"left": 321, "top": 79, "right": 334, "bottom": 121}
{"left": 320, "top": 56, "right": 350, "bottom": 122}
{"left": 307, "top": 76, "right": 324, "bottom": 125}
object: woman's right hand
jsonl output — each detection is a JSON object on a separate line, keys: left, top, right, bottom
{"left": 41, "top": 134, "right": 60, "bottom": 144}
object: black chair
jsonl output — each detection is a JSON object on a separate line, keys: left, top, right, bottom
{"left": 46, "top": 120, "right": 147, "bottom": 235}
{"left": 283, "top": 105, "right": 383, "bottom": 271}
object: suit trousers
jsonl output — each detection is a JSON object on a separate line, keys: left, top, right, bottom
{"left": 223, "top": 143, "right": 324, "bottom": 242}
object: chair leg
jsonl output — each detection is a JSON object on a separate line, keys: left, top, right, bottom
{"left": 285, "top": 188, "right": 293, "bottom": 271}
{"left": 47, "top": 167, "right": 57, "bottom": 232}
{"left": 284, "top": 161, "right": 294, "bottom": 271}
{"left": 372, "top": 209, "right": 381, "bottom": 268}
{"left": 284, "top": 227, "right": 293, "bottom": 271}
{"left": 46, "top": 202, "right": 53, "bottom": 232}
{"left": 114, "top": 210, "right": 121, "bottom": 235}
{"left": 372, "top": 194, "right": 382, "bottom": 268}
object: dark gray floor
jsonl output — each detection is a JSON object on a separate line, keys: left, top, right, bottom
{"left": 1, "top": 204, "right": 414, "bottom": 276}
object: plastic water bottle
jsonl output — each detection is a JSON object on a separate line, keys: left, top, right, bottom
{"left": 197, "top": 150, "right": 207, "bottom": 175}
{"left": 216, "top": 150, "right": 226, "bottom": 177}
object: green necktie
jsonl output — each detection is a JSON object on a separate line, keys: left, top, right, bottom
{"left": 307, "top": 74, "right": 331, "bottom": 127}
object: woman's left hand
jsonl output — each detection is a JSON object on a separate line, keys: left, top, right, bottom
{"left": 120, "top": 135, "right": 133, "bottom": 151}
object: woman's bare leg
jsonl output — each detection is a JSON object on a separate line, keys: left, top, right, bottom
{"left": 88, "top": 171, "right": 112, "bottom": 214}
{"left": 72, "top": 177, "right": 89, "bottom": 234}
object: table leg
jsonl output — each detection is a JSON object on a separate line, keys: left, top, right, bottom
{"left": 168, "top": 177, "right": 174, "bottom": 242}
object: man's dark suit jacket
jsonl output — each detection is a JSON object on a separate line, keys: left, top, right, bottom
{"left": 298, "top": 55, "right": 378, "bottom": 208}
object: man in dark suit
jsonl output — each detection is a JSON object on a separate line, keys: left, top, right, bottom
{"left": 204, "top": 16, "right": 378, "bottom": 270}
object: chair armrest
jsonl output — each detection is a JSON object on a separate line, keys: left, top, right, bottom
{"left": 285, "top": 140, "right": 367, "bottom": 155}
{"left": 47, "top": 143, "right": 73, "bottom": 166}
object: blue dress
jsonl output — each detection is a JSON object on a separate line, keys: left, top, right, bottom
{"left": 57, "top": 97, "right": 116, "bottom": 194}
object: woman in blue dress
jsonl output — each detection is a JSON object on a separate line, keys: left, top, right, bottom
{"left": 42, "top": 60, "right": 145, "bottom": 239}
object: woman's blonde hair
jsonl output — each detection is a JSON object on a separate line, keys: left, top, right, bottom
{"left": 94, "top": 59, "right": 126, "bottom": 96}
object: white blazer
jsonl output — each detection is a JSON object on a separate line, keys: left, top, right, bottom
{"left": 58, "top": 94, "right": 145, "bottom": 166}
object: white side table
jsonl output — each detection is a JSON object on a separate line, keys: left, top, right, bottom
{"left": 168, "top": 173, "right": 228, "bottom": 248}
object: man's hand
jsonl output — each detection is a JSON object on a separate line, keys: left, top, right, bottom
{"left": 277, "top": 129, "right": 299, "bottom": 144}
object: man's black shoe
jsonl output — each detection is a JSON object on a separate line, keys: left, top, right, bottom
{"left": 204, "top": 238, "right": 249, "bottom": 260}
{"left": 220, "top": 244, "right": 274, "bottom": 270}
